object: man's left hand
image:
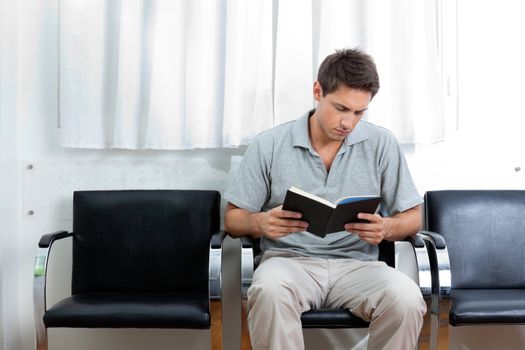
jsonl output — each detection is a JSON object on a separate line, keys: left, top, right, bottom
{"left": 344, "top": 213, "right": 385, "bottom": 245}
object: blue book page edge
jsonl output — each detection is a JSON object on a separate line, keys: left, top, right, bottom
{"left": 336, "top": 196, "right": 378, "bottom": 205}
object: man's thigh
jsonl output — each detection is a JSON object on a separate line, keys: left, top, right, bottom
{"left": 324, "top": 259, "right": 421, "bottom": 318}
{"left": 248, "top": 253, "right": 329, "bottom": 312}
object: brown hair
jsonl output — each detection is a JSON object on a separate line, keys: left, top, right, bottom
{"left": 317, "top": 48, "right": 380, "bottom": 98}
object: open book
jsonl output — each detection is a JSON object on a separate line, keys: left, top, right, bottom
{"left": 282, "top": 186, "right": 382, "bottom": 238}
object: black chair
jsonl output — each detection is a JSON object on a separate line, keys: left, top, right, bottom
{"left": 33, "top": 190, "right": 224, "bottom": 350}
{"left": 238, "top": 235, "right": 432, "bottom": 349}
{"left": 422, "top": 190, "right": 525, "bottom": 350}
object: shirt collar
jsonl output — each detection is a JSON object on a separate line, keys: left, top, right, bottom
{"left": 291, "top": 110, "right": 314, "bottom": 149}
{"left": 292, "top": 109, "right": 370, "bottom": 151}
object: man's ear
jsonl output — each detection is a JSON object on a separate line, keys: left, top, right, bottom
{"left": 313, "top": 81, "right": 323, "bottom": 101}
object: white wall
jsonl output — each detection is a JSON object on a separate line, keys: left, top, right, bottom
{"left": 404, "top": 0, "right": 525, "bottom": 196}
{"left": 1, "top": 0, "right": 21, "bottom": 348}
{"left": 2, "top": 0, "right": 525, "bottom": 350}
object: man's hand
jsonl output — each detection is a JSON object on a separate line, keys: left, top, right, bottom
{"left": 344, "top": 212, "right": 385, "bottom": 245}
{"left": 344, "top": 205, "right": 422, "bottom": 245}
{"left": 254, "top": 205, "right": 309, "bottom": 239}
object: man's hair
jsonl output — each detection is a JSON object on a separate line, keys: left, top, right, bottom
{"left": 317, "top": 48, "right": 380, "bottom": 98}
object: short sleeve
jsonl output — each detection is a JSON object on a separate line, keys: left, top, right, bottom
{"left": 223, "top": 136, "right": 272, "bottom": 212}
{"left": 379, "top": 136, "right": 422, "bottom": 215}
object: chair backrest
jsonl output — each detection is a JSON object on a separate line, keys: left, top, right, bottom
{"left": 71, "top": 190, "right": 220, "bottom": 295}
{"left": 425, "top": 190, "right": 525, "bottom": 289}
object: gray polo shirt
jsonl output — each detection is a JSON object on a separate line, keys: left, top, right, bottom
{"left": 224, "top": 110, "right": 422, "bottom": 261}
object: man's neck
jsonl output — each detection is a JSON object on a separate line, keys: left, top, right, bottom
{"left": 308, "top": 114, "right": 344, "bottom": 171}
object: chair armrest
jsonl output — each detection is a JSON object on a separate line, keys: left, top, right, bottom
{"left": 399, "top": 233, "right": 432, "bottom": 297}
{"left": 210, "top": 230, "right": 226, "bottom": 249}
{"left": 34, "top": 231, "right": 72, "bottom": 278}
{"left": 239, "top": 236, "right": 255, "bottom": 299}
{"left": 419, "top": 230, "right": 451, "bottom": 320}
{"left": 34, "top": 230, "right": 73, "bottom": 304}
{"left": 420, "top": 230, "right": 446, "bottom": 249}
{"left": 38, "top": 230, "right": 72, "bottom": 248}
{"left": 209, "top": 231, "right": 225, "bottom": 301}
{"left": 240, "top": 236, "right": 254, "bottom": 248}
{"left": 33, "top": 231, "right": 72, "bottom": 343}
{"left": 419, "top": 230, "right": 452, "bottom": 350}
{"left": 420, "top": 230, "right": 451, "bottom": 297}
{"left": 403, "top": 233, "right": 425, "bottom": 248}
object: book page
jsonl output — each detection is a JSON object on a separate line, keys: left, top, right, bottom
{"left": 289, "top": 186, "right": 336, "bottom": 208}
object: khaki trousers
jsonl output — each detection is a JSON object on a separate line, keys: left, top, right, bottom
{"left": 247, "top": 252, "right": 426, "bottom": 350}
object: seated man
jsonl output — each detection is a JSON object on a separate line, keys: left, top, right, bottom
{"left": 224, "top": 48, "right": 426, "bottom": 350}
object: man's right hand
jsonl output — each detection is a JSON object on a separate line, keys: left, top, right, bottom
{"left": 224, "top": 202, "right": 308, "bottom": 239}
{"left": 254, "top": 205, "right": 309, "bottom": 239}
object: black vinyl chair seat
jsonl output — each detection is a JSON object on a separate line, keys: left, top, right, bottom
{"left": 300, "top": 309, "right": 370, "bottom": 329}
{"left": 43, "top": 292, "right": 211, "bottom": 329}
{"left": 450, "top": 289, "right": 525, "bottom": 326}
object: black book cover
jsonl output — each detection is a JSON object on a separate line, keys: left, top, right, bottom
{"left": 282, "top": 187, "right": 381, "bottom": 238}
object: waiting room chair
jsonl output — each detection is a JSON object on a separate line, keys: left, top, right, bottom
{"left": 33, "top": 190, "right": 224, "bottom": 350}
{"left": 422, "top": 190, "right": 525, "bottom": 350}
{"left": 238, "top": 234, "right": 432, "bottom": 349}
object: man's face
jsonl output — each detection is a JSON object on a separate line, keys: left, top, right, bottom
{"left": 312, "top": 81, "right": 372, "bottom": 141}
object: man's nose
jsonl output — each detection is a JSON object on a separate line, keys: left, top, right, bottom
{"left": 340, "top": 116, "right": 355, "bottom": 129}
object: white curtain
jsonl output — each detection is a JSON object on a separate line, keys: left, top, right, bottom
{"left": 60, "top": 0, "right": 443, "bottom": 149}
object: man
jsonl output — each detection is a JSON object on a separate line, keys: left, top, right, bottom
{"left": 224, "top": 48, "right": 426, "bottom": 350}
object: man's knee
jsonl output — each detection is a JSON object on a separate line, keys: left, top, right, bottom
{"left": 383, "top": 279, "right": 426, "bottom": 322}
{"left": 248, "top": 270, "right": 297, "bottom": 309}
{"left": 367, "top": 280, "right": 426, "bottom": 349}
{"left": 248, "top": 259, "right": 302, "bottom": 308}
